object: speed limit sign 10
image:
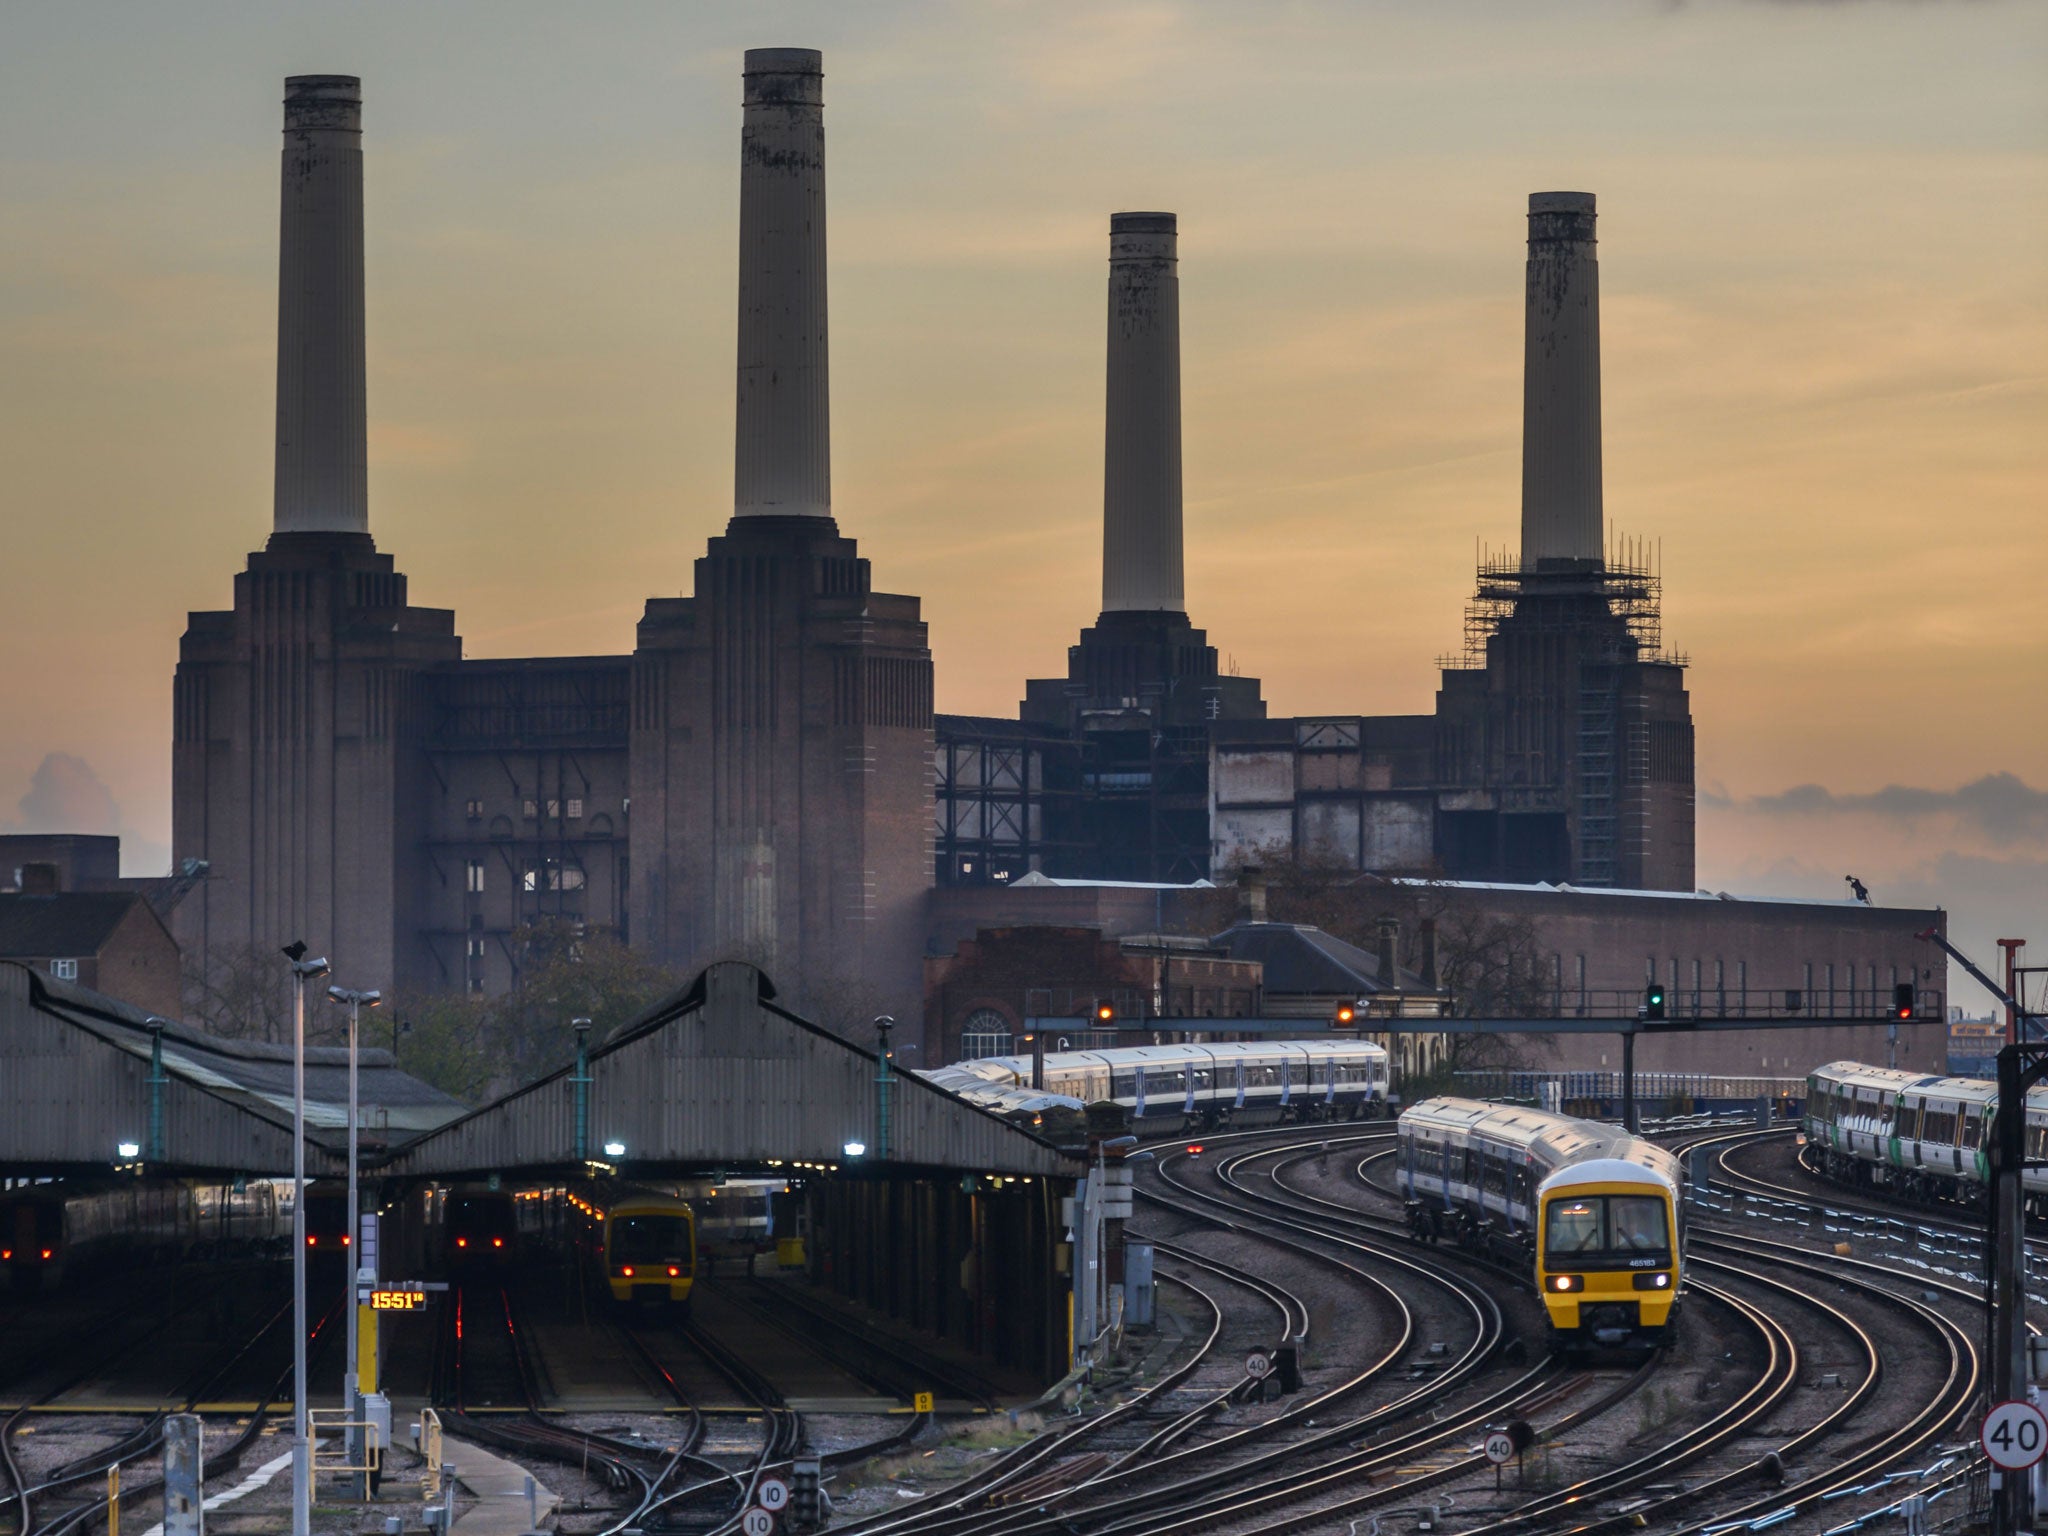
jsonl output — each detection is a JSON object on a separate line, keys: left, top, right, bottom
{"left": 757, "top": 1479, "right": 790, "bottom": 1512}
{"left": 1484, "top": 1431, "right": 1514, "bottom": 1466}
{"left": 1982, "top": 1400, "right": 2048, "bottom": 1471}
{"left": 741, "top": 1507, "right": 776, "bottom": 1536}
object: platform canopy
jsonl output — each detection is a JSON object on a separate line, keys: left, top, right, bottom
{"left": 0, "top": 961, "right": 464, "bottom": 1177}
{"left": 378, "top": 961, "right": 1080, "bottom": 1180}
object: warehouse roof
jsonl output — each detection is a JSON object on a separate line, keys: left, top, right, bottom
{"left": 0, "top": 891, "right": 158, "bottom": 957}
{"left": 0, "top": 962, "right": 465, "bottom": 1174}
{"left": 379, "top": 960, "right": 1079, "bottom": 1179}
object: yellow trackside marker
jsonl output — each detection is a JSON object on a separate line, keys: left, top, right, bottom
{"left": 914, "top": 1391, "right": 935, "bottom": 1414}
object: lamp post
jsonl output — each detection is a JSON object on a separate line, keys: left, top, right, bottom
{"left": 327, "top": 985, "right": 381, "bottom": 1420}
{"left": 281, "top": 943, "right": 329, "bottom": 1536}
{"left": 873, "top": 1016, "right": 895, "bottom": 1162}
{"left": 390, "top": 1016, "right": 410, "bottom": 1069}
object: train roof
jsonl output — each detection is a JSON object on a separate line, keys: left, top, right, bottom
{"left": 1400, "top": 1096, "right": 1680, "bottom": 1187}
{"left": 1814, "top": 1061, "right": 2000, "bottom": 1104}
{"left": 1542, "top": 1156, "right": 1679, "bottom": 1197}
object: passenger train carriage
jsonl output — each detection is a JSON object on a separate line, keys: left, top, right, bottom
{"left": 1804, "top": 1060, "right": 2038, "bottom": 1206}
{"left": 1398, "top": 1098, "right": 1684, "bottom": 1356}
{"left": 921, "top": 1040, "right": 1390, "bottom": 1129}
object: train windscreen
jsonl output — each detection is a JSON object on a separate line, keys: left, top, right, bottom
{"left": 613, "top": 1214, "right": 691, "bottom": 1267}
{"left": 1545, "top": 1195, "right": 1669, "bottom": 1260}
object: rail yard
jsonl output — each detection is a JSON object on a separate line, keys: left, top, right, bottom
{"left": 5, "top": 1048, "right": 2040, "bottom": 1536}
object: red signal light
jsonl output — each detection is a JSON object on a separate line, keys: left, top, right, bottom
{"left": 307, "top": 1236, "right": 317, "bottom": 1247}
{"left": 41, "top": 1248, "right": 53, "bottom": 1260}
{"left": 1, "top": 1250, "right": 10, "bottom": 1261}
{"left": 342, "top": 1235, "right": 350, "bottom": 1246}
{"left": 492, "top": 1237, "right": 504, "bottom": 1249}
{"left": 456, "top": 1237, "right": 467, "bottom": 1248}
{"left": 1186, "top": 1143, "right": 1204, "bottom": 1156}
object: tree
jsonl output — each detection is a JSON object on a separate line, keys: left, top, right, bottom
{"left": 384, "top": 918, "right": 683, "bottom": 1103}
{"left": 183, "top": 942, "right": 296, "bottom": 1044}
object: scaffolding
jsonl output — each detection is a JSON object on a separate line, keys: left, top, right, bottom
{"left": 1436, "top": 534, "right": 1687, "bottom": 672}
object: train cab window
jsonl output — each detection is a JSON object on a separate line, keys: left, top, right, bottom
{"left": 1609, "top": 1197, "right": 1669, "bottom": 1252}
{"left": 613, "top": 1214, "right": 691, "bottom": 1267}
{"left": 1547, "top": 1200, "right": 1603, "bottom": 1254}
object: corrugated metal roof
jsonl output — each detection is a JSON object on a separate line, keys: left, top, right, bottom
{"left": 0, "top": 962, "right": 466, "bottom": 1173}
{"left": 380, "top": 962, "right": 1080, "bottom": 1179}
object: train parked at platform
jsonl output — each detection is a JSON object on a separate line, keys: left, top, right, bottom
{"left": 1802, "top": 1060, "right": 2044, "bottom": 1208}
{"left": 537, "top": 1184, "right": 699, "bottom": 1308}
{"left": 1, "top": 1177, "right": 294, "bottom": 1289}
{"left": 1397, "top": 1098, "right": 1685, "bottom": 1357}
{"left": 442, "top": 1186, "right": 519, "bottom": 1268}
{"left": 921, "top": 1040, "right": 1391, "bottom": 1130}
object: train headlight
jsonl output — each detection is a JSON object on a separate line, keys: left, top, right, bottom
{"left": 1548, "top": 1274, "right": 1584, "bottom": 1293}
{"left": 1633, "top": 1272, "right": 1672, "bottom": 1291}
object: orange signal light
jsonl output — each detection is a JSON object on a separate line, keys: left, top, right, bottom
{"left": 622, "top": 1265, "right": 634, "bottom": 1277}
{"left": 42, "top": 1248, "right": 53, "bottom": 1260}
{"left": 492, "top": 1237, "right": 504, "bottom": 1248}
{"left": 1335, "top": 1004, "right": 1355, "bottom": 1025}
{"left": 456, "top": 1237, "right": 467, "bottom": 1248}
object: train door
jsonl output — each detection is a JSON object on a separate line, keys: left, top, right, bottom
{"left": 1234, "top": 1060, "right": 1246, "bottom": 1111}
{"left": 1134, "top": 1068, "right": 1147, "bottom": 1119}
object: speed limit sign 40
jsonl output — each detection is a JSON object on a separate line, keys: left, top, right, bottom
{"left": 1484, "top": 1431, "right": 1514, "bottom": 1466}
{"left": 1982, "top": 1400, "right": 2048, "bottom": 1470}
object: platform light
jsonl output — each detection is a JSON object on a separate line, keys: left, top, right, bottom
{"left": 117, "top": 1141, "right": 140, "bottom": 1159}
{"left": 844, "top": 1140, "right": 868, "bottom": 1158}
{"left": 603, "top": 1140, "right": 626, "bottom": 1158}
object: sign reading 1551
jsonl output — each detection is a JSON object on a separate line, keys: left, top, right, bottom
{"left": 369, "top": 1290, "right": 430, "bottom": 1311}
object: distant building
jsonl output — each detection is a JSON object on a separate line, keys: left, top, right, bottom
{"left": 1948, "top": 1014, "right": 2002, "bottom": 1078}
{"left": 0, "top": 864, "right": 183, "bottom": 1018}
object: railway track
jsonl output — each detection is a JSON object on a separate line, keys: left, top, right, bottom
{"left": 1308, "top": 1119, "right": 1989, "bottom": 1533}
{"left": 3, "top": 1287, "right": 345, "bottom": 1536}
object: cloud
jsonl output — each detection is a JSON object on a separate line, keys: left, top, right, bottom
{"left": 1735, "top": 772, "right": 2048, "bottom": 846}
{"left": 10, "top": 752, "right": 122, "bottom": 835}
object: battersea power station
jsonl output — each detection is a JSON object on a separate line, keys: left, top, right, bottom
{"left": 171, "top": 54, "right": 1701, "bottom": 1037}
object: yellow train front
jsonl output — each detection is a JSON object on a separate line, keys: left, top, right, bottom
{"left": 583, "top": 1189, "right": 697, "bottom": 1308}
{"left": 1397, "top": 1097, "right": 1682, "bottom": 1358}
{"left": 1536, "top": 1159, "right": 1681, "bottom": 1356}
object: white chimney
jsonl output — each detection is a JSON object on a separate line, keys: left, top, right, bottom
{"left": 1520, "top": 191, "right": 1602, "bottom": 569}
{"left": 1100, "top": 212, "right": 1186, "bottom": 614}
{"left": 273, "top": 76, "right": 368, "bottom": 537}
{"left": 733, "top": 48, "right": 831, "bottom": 520}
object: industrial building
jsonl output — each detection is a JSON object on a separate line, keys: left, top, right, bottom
{"left": 164, "top": 53, "right": 1742, "bottom": 1056}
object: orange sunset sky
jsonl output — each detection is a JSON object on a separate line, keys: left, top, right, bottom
{"left": 2, "top": 2, "right": 2043, "bottom": 1006}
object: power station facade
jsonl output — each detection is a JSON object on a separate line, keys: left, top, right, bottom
{"left": 172, "top": 58, "right": 1695, "bottom": 1026}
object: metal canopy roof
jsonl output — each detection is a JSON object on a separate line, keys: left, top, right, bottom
{"left": 0, "top": 961, "right": 465, "bottom": 1176}
{"left": 379, "top": 961, "right": 1081, "bottom": 1179}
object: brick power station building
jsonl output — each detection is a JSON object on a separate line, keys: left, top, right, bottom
{"left": 172, "top": 52, "right": 1882, "bottom": 1060}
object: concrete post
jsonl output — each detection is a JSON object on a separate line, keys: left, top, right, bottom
{"left": 1101, "top": 213, "right": 1185, "bottom": 613}
{"left": 733, "top": 48, "right": 831, "bottom": 519}
{"left": 163, "top": 1413, "right": 204, "bottom": 1536}
{"left": 274, "top": 76, "right": 369, "bottom": 536}
{"left": 1520, "top": 192, "right": 1602, "bottom": 569}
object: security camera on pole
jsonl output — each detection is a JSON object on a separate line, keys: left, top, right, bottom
{"left": 281, "top": 943, "right": 330, "bottom": 1536}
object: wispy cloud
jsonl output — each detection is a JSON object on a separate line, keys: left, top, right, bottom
{"left": 1708, "top": 772, "right": 2048, "bottom": 845}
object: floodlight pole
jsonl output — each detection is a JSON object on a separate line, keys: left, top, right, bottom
{"left": 874, "top": 1017, "right": 895, "bottom": 1162}
{"left": 283, "top": 947, "right": 329, "bottom": 1536}
{"left": 327, "top": 985, "right": 381, "bottom": 1422}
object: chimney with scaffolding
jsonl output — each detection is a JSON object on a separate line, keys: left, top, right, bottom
{"left": 1430, "top": 193, "right": 1696, "bottom": 892}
